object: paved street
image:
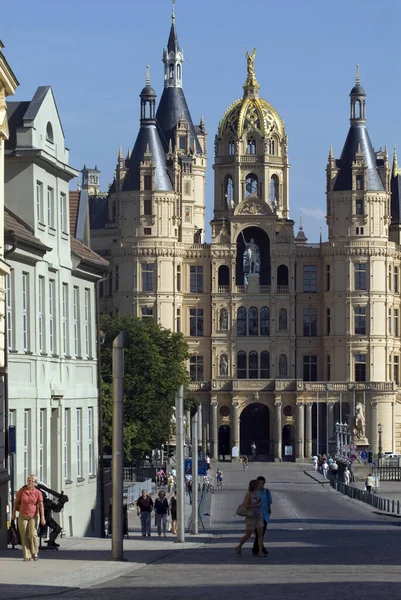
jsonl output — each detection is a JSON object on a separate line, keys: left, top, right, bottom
{"left": 2, "top": 462, "right": 401, "bottom": 599}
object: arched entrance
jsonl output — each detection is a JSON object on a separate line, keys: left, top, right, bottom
{"left": 240, "top": 403, "right": 270, "bottom": 459}
{"left": 218, "top": 425, "right": 230, "bottom": 462}
{"left": 282, "top": 425, "right": 295, "bottom": 462}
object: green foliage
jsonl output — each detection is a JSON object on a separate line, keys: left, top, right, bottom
{"left": 100, "top": 315, "right": 189, "bottom": 462}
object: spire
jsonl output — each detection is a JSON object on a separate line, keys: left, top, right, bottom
{"left": 146, "top": 64, "right": 151, "bottom": 86}
{"left": 163, "top": 1, "right": 183, "bottom": 88}
{"left": 329, "top": 145, "right": 334, "bottom": 160}
{"left": 167, "top": 1, "right": 180, "bottom": 53}
{"left": 393, "top": 146, "right": 399, "bottom": 177}
{"left": 118, "top": 146, "right": 123, "bottom": 159}
{"left": 355, "top": 63, "right": 360, "bottom": 86}
{"left": 126, "top": 148, "right": 131, "bottom": 160}
{"left": 172, "top": 0, "right": 175, "bottom": 23}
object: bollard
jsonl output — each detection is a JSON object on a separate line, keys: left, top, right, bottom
{"left": 398, "top": 501, "right": 400, "bottom": 515}
{"left": 393, "top": 500, "right": 395, "bottom": 513}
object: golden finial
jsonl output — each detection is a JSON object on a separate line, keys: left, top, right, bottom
{"left": 393, "top": 145, "right": 399, "bottom": 177}
{"left": 355, "top": 63, "right": 360, "bottom": 86}
{"left": 243, "top": 48, "right": 260, "bottom": 92}
{"left": 146, "top": 64, "right": 151, "bottom": 86}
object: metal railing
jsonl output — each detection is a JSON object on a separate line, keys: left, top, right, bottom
{"left": 372, "top": 466, "right": 401, "bottom": 481}
{"left": 124, "top": 478, "right": 153, "bottom": 506}
{"left": 331, "top": 480, "right": 401, "bottom": 514}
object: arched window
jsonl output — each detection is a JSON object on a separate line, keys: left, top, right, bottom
{"left": 246, "top": 173, "right": 258, "bottom": 197}
{"left": 278, "top": 308, "right": 287, "bottom": 330}
{"left": 279, "top": 353, "right": 288, "bottom": 377}
{"left": 225, "top": 176, "right": 234, "bottom": 206}
{"left": 248, "top": 307, "right": 258, "bottom": 336}
{"left": 218, "top": 265, "right": 229, "bottom": 287}
{"left": 270, "top": 174, "right": 279, "bottom": 205}
{"left": 247, "top": 137, "right": 256, "bottom": 155}
{"left": 229, "top": 140, "right": 235, "bottom": 155}
{"left": 277, "top": 264, "right": 289, "bottom": 287}
{"left": 260, "top": 307, "right": 270, "bottom": 336}
{"left": 177, "top": 64, "right": 181, "bottom": 80}
{"left": 237, "top": 351, "right": 247, "bottom": 379}
{"left": 261, "top": 351, "right": 270, "bottom": 378}
{"left": 237, "top": 307, "right": 246, "bottom": 336}
{"left": 249, "top": 351, "right": 258, "bottom": 379}
{"left": 46, "top": 122, "right": 54, "bottom": 143}
{"left": 169, "top": 64, "right": 174, "bottom": 78}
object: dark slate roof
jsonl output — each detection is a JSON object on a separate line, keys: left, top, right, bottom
{"left": 391, "top": 174, "right": 401, "bottom": 225}
{"left": 122, "top": 124, "right": 173, "bottom": 192}
{"left": 333, "top": 124, "right": 384, "bottom": 191}
{"left": 89, "top": 196, "right": 108, "bottom": 229}
{"left": 156, "top": 87, "right": 202, "bottom": 154}
{"left": 5, "top": 101, "right": 29, "bottom": 150}
{"left": 167, "top": 22, "right": 179, "bottom": 53}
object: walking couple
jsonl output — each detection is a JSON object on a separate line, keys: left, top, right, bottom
{"left": 235, "top": 476, "right": 272, "bottom": 557}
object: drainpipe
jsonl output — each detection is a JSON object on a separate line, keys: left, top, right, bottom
{"left": 96, "top": 274, "right": 108, "bottom": 538}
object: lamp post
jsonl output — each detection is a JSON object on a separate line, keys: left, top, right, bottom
{"left": 335, "top": 421, "right": 340, "bottom": 458}
{"left": 378, "top": 422, "right": 383, "bottom": 465}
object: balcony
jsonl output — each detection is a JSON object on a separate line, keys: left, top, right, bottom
{"left": 277, "top": 285, "right": 289, "bottom": 294}
{"left": 188, "top": 381, "right": 211, "bottom": 392}
{"left": 217, "top": 285, "right": 229, "bottom": 293}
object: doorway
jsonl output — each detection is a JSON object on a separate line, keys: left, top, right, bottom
{"left": 240, "top": 403, "right": 270, "bottom": 458}
{"left": 218, "top": 425, "right": 230, "bottom": 461}
{"left": 282, "top": 425, "right": 295, "bottom": 462}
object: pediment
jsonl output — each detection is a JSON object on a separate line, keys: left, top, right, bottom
{"left": 235, "top": 195, "right": 273, "bottom": 217}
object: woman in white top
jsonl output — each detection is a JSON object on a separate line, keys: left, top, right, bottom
{"left": 235, "top": 479, "right": 265, "bottom": 557}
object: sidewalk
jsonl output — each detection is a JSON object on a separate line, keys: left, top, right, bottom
{"left": 0, "top": 492, "right": 212, "bottom": 599}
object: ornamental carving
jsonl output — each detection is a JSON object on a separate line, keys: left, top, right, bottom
{"left": 236, "top": 196, "right": 273, "bottom": 216}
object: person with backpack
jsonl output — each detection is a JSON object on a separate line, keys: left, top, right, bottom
{"left": 252, "top": 476, "right": 272, "bottom": 556}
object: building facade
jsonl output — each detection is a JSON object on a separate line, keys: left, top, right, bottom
{"left": 90, "top": 11, "right": 401, "bottom": 461}
{"left": 0, "top": 41, "right": 18, "bottom": 546}
{"left": 5, "top": 86, "right": 107, "bottom": 538}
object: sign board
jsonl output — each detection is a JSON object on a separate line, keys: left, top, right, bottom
{"left": 232, "top": 446, "right": 239, "bottom": 458}
{"left": 343, "top": 444, "right": 350, "bottom": 451}
{"left": 184, "top": 458, "right": 207, "bottom": 476}
{"left": 360, "top": 451, "right": 368, "bottom": 460}
{"left": 8, "top": 426, "right": 16, "bottom": 454}
{"left": 351, "top": 444, "right": 357, "bottom": 451}
{"left": 349, "top": 453, "right": 357, "bottom": 462}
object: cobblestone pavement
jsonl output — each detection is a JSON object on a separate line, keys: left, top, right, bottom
{"left": 3, "top": 461, "right": 401, "bottom": 599}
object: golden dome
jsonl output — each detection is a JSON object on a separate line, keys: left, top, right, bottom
{"left": 217, "top": 49, "right": 285, "bottom": 140}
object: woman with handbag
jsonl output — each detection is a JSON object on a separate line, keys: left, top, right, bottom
{"left": 235, "top": 479, "right": 265, "bottom": 557}
{"left": 11, "top": 474, "right": 46, "bottom": 561}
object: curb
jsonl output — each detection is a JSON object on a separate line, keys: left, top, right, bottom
{"left": 303, "top": 470, "right": 331, "bottom": 485}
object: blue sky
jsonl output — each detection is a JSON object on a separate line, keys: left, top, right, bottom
{"left": 2, "top": 0, "right": 401, "bottom": 241}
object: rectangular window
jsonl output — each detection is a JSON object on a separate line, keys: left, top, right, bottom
{"left": 49, "top": 279, "right": 56, "bottom": 354}
{"left": 84, "top": 289, "right": 91, "bottom": 357}
{"left": 36, "top": 181, "right": 43, "bottom": 222}
{"left": 326, "top": 308, "right": 331, "bottom": 335}
{"left": 179, "top": 136, "right": 186, "bottom": 150}
{"left": 73, "top": 286, "right": 80, "bottom": 356}
{"left": 355, "top": 198, "right": 364, "bottom": 214}
{"left": 303, "top": 308, "right": 317, "bottom": 336}
{"left": 354, "top": 263, "right": 367, "bottom": 291}
{"left": 24, "top": 409, "right": 30, "bottom": 482}
{"left": 326, "top": 264, "right": 331, "bottom": 291}
{"left": 47, "top": 187, "right": 55, "bottom": 228}
{"left": 6, "top": 271, "right": 13, "bottom": 351}
{"left": 190, "top": 308, "right": 204, "bottom": 337}
{"left": 354, "top": 306, "right": 366, "bottom": 335}
{"left": 394, "top": 356, "right": 399, "bottom": 385}
{"left": 355, "top": 354, "right": 367, "bottom": 382}
{"left": 144, "top": 228, "right": 152, "bottom": 235}
{"left": 177, "top": 265, "right": 181, "bottom": 292}
{"left": 60, "top": 192, "right": 68, "bottom": 233}
{"left": 38, "top": 276, "right": 44, "bottom": 353}
{"left": 141, "top": 306, "right": 154, "bottom": 320}
{"left": 76, "top": 408, "right": 82, "bottom": 478}
{"left": 144, "top": 175, "right": 152, "bottom": 191}
{"left": 327, "top": 355, "right": 331, "bottom": 381}
{"left": 22, "top": 272, "right": 29, "bottom": 351}
{"left": 388, "top": 266, "right": 392, "bottom": 291}
{"left": 39, "top": 409, "right": 46, "bottom": 482}
{"left": 115, "top": 266, "right": 119, "bottom": 292}
{"left": 88, "top": 407, "right": 95, "bottom": 476}
{"left": 63, "top": 408, "right": 71, "bottom": 481}
{"left": 303, "top": 266, "right": 317, "bottom": 292}
{"left": 144, "top": 199, "right": 152, "bottom": 215}
{"left": 395, "top": 267, "right": 399, "bottom": 294}
{"left": 190, "top": 266, "right": 204, "bottom": 293}
{"left": 303, "top": 355, "right": 318, "bottom": 381}
{"left": 177, "top": 308, "right": 181, "bottom": 333}
{"left": 141, "top": 263, "right": 154, "bottom": 292}
{"left": 356, "top": 174, "right": 363, "bottom": 190}
{"left": 190, "top": 355, "right": 204, "bottom": 381}
{"left": 388, "top": 308, "right": 392, "bottom": 335}
{"left": 62, "top": 283, "right": 69, "bottom": 355}
{"left": 394, "top": 309, "right": 399, "bottom": 337}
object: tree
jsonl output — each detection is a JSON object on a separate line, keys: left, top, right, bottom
{"left": 100, "top": 315, "right": 189, "bottom": 462}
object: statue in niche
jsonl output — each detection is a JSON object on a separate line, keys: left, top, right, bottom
{"left": 352, "top": 402, "right": 366, "bottom": 441}
{"left": 220, "top": 355, "right": 228, "bottom": 377}
{"left": 220, "top": 308, "right": 228, "bottom": 331}
{"left": 279, "top": 354, "right": 287, "bottom": 377}
{"left": 242, "top": 233, "right": 260, "bottom": 276}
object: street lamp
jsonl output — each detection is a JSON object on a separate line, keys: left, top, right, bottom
{"left": 335, "top": 421, "right": 340, "bottom": 457}
{"left": 378, "top": 423, "right": 383, "bottom": 464}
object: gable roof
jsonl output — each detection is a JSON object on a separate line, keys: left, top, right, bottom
{"left": 69, "top": 190, "right": 80, "bottom": 237}
{"left": 4, "top": 207, "right": 50, "bottom": 253}
{"left": 71, "top": 238, "right": 109, "bottom": 269}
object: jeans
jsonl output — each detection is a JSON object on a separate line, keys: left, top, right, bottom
{"left": 140, "top": 511, "right": 151, "bottom": 536}
{"left": 155, "top": 513, "right": 167, "bottom": 536}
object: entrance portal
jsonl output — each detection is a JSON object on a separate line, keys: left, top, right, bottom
{"left": 218, "top": 425, "right": 230, "bottom": 461}
{"left": 282, "top": 425, "right": 295, "bottom": 462}
{"left": 240, "top": 403, "right": 270, "bottom": 458}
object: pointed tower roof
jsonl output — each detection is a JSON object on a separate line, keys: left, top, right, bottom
{"left": 167, "top": 0, "right": 180, "bottom": 53}
{"left": 391, "top": 146, "right": 401, "bottom": 225}
{"left": 333, "top": 67, "right": 384, "bottom": 192}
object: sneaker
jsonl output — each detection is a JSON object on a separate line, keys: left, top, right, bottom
{"left": 234, "top": 546, "right": 241, "bottom": 557}
{"left": 147, "top": 534, "right": 151, "bottom": 537}
{"left": 142, "top": 534, "right": 146, "bottom": 537}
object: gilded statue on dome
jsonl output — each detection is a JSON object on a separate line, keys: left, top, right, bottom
{"left": 244, "top": 48, "right": 260, "bottom": 90}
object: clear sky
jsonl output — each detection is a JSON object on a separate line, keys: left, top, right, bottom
{"left": 2, "top": 0, "right": 401, "bottom": 241}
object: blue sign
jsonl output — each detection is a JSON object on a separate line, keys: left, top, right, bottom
{"left": 8, "top": 426, "right": 16, "bottom": 454}
{"left": 184, "top": 458, "right": 207, "bottom": 476}
{"left": 360, "top": 451, "right": 368, "bottom": 460}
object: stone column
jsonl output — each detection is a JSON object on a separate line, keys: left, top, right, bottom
{"left": 232, "top": 401, "right": 239, "bottom": 453}
{"left": 202, "top": 401, "right": 208, "bottom": 454}
{"left": 210, "top": 401, "right": 218, "bottom": 459}
{"left": 197, "top": 401, "right": 203, "bottom": 455}
{"left": 296, "top": 402, "right": 304, "bottom": 461}
{"left": 370, "top": 400, "right": 378, "bottom": 455}
{"left": 274, "top": 401, "right": 282, "bottom": 462}
{"left": 305, "top": 403, "right": 313, "bottom": 458}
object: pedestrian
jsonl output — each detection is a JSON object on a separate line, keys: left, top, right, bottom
{"left": 156, "top": 468, "right": 165, "bottom": 487}
{"left": 322, "top": 459, "right": 329, "bottom": 478}
{"left": 154, "top": 491, "right": 169, "bottom": 537}
{"left": 331, "top": 460, "right": 338, "bottom": 480}
{"left": 206, "top": 455, "right": 211, "bottom": 470}
{"left": 186, "top": 478, "right": 193, "bottom": 505}
{"left": 235, "top": 479, "right": 265, "bottom": 558}
{"left": 136, "top": 489, "right": 154, "bottom": 537}
{"left": 365, "top": 473, "right": 375, "bottom": 493}
{"left": 252, "top": 476, "right": 272, "bottom": 557}
{"left": 344, "top": 467, "right": 351, "bottom": 485}
{"left": 169, "top": 491, "right": 177, "bottom": 534}
{"left": 251, "top": 442, "right": 257, "bottom": 458}
{"left": 11, "top": 474, "right": 46, "bottom": 561}
{"left": 242, "top": 455, "right": 249, "bottom": 470}
{"left": 312, "top": 455, "right": 318, "bottom": 471}
{"left": 167, "top": 472, "right": 175, "bottom": 493}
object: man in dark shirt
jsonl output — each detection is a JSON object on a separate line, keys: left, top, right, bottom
{"left": 137, "top": 490, "right": 154, "bottom": 537}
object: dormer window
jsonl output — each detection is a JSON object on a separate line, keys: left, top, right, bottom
{"left": 356, "top": 174, "right": 363, "bottom": 190}
{"left": 46, "top": 122, "right": 54, "bottom": 143}
{"left": 247, "top": 137, "right": 256, "bottom": 155}
{"left": 179, "top": 136, "right": 186, "bottom": 151}
{"left": 144, "top": 175, "right": 152, "bottom": 191}
{"left": 228, "top": 140, "right": 235, "bottom": 155}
